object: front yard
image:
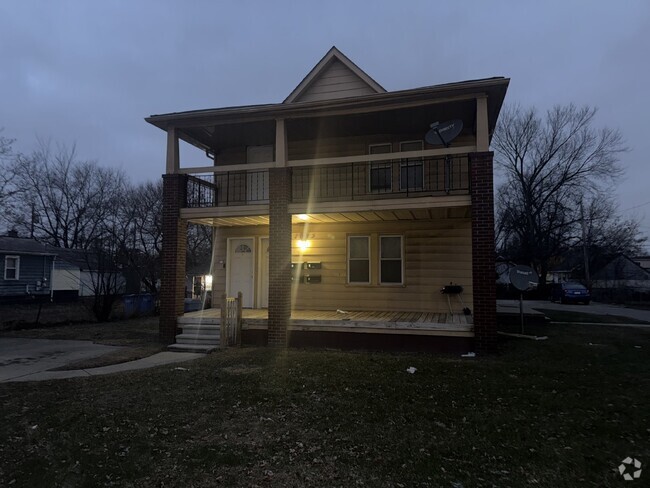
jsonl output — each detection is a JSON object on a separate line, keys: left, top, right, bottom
{"left": 1, "top": 323, "right": 649, "bottom": 487}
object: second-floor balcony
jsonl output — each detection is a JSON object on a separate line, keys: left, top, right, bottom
{"left": 185, "top": 154, "right": 470, "bottom": 209}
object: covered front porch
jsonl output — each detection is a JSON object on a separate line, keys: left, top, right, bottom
{"left": 176, "top": 308, "right": 474, "bottom": 353}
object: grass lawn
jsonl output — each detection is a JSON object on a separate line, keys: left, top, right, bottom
{"left": 534, "top": 308, "right": 650, "bottom": 325}
{"left": 1, "top": 324, "right": 649, "bottom": 487}
{"left": 2, "top": 317, "right": 165, "bottom": 370}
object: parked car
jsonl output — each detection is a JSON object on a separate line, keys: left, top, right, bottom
{"left": 550, "top": 282, "right": 591, "bottom": 304}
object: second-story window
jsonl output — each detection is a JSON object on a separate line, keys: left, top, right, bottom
{"left": 399, "top": 140, "right": 424, "bottom": 191}
{"left": 369, "top": 143, "right": 392, "bottom": 193}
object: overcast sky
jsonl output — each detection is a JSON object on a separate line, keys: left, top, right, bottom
{"left": 1, "top": 1, "right": 649, "bottom": 244}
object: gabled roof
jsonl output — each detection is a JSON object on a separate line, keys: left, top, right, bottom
{"left": 284, "top": 46, "right": 386, "bottom": 103}
{"left": 0, "top": 236, "right": 57, "bottom": 256}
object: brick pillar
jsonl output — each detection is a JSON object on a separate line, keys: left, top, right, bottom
{"left": 268, "top": 168, "right": 291, "bottom": 346}
{"left": 469, "top": 152, "right": 497, "bottom": 354}
{"left": 159, "top": 174, "right": 188, "bottom": 344}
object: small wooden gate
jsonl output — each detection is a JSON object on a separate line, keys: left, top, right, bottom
{"left": 220, "top": 292, "right": 242, "bottom": 347}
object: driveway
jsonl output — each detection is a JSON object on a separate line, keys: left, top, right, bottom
{"left": 498, "top": 299, "right": 650, "bottom": 323}
{"left": 0, "top": 338, "right": 122, "bottom": 382}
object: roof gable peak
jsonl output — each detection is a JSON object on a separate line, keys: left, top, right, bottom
{"left": 284, "top": 46, "right": 385, "bottom": 104}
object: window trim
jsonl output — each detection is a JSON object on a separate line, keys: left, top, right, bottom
{"left": 368, "top": 143, "right": 393, "bottom": 193}
{"left": 4, "top": 255, "right": 20, "bottom": 280}
{"left": 399, "top": 140, "right": 424, "bottom": 191}
{"left": 379, "top": 235, "right": 404, "bottom": 285}
{"left": 347, "top": 235, "right": 371, "bottom": 284}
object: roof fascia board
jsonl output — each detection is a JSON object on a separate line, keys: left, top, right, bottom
{"left": 148, "top": 78, "right": 509, "bottom": 129}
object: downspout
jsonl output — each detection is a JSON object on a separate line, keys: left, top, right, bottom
{"left": 50, "top": 255, "right": 56, "bottom": 302}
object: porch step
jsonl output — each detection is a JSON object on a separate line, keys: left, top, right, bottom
{"left": 168, "top": 343, "right": 219, "bottom": 354}
{"left": 177, "top": 316, "right": 220, "bottom": 326}
{"left": 175, "top": 333, "right": 220, "bottom": 345}
{"left": 179, "top": 324, "right": 220, "bottom": 336}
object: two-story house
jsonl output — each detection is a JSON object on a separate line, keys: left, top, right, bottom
{"left": 147, "top": 47, "right": 508, "bottom": 353}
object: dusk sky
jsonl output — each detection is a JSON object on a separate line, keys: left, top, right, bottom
{"left": 1, "top": 1, "right": 649, "bottom": 245}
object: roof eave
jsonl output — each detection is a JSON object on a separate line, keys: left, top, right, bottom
{"left": 145, "top": 77, "right": 510, "bottom": 131}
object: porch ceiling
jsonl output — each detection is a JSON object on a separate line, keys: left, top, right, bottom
{"left": 188, "top": 206, "right": 471, "bottom": 227}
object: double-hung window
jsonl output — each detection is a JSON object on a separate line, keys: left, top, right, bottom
{"left": 380, "top": 236, "right": 403, "bottom": 284}
{"left": 348, "top": 236, "right": 370, "bottom": 284}
{"left": 4, "top": 256, "right": 19, "bottom": 280}
{"left": 399, "top": 140, "right": 424, "bottom": 191}
{"left": 369, "top": 143, "right": 392, "bottom": 193}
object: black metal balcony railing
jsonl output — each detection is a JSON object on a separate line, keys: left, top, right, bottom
{"left": 292, "top": 155, "right": 469, "bottom": 203}
{"left": 185, "top": 155, "right": 469, "bottom": 208}
{"left": 186, "top": 170, "right": 269, "bottom": 208}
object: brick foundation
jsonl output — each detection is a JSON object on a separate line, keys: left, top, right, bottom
{"left": 469, "top": 152, "right": 497, "bottom": 354}
{"left": 159, "top": 174, "right": 188, "bottom": 344}
{"left": 267, "top": 168, "right": 291, "bottom": 346}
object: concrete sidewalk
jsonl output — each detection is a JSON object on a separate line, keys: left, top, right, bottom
{"left": 0, "top": 337, "right": 205, "bottom": 383}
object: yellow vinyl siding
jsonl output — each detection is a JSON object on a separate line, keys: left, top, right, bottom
{"left": 294, "top": 59, "right": 377, "bottom": 103}
{"left": 211, "top": 217, "right": 472, "bottom": 314}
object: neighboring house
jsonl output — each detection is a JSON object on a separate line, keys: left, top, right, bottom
{"left": 147, "top": 46, "right": 509, "bottom": 352}
{"left": 0, "top": 234, "right": 56, "bottom": 300}
{"left": 50, "top": 247, "right": 126, "bottom": 299}
{"left": 632, "top": 255, "right": 650, "bottom": 271}
{"left": 592, "top": 254, "right": 650, "bottom": 292}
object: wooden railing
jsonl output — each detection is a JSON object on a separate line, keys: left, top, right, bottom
{"left": 220, "top": 292, "right": 242, "bottom": 347}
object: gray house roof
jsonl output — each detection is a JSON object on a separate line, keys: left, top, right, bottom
{"left": 0, "top": 236, "right": 57, "bottom": 256}
{"left": 592, "top": 254, "right": 650, "bottom": 281}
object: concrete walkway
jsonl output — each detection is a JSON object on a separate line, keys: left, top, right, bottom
{"left": 0, "top": 338, "right": 204, "bottom": 383}
{"left": 497, "top": 299, "right": 650, "bottom": 325}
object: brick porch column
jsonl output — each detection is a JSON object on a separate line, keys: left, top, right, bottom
{"left": 268, "top": 167, "right": 291, "bottom": 346}
{"left": 159, "top": 173, "right": 188, "bottom": 344}
{"left": 469, "top": 152, "right": 497, "bottom": 354}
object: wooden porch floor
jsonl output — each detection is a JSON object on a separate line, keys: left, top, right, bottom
{"left": 180, "top": 308, "right": 473, "bottom": 336}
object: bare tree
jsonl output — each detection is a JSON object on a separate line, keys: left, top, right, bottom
{"left": 187, "top": 222, "right": 213, "bottom": 273}
{"left": 494, "top": 104, "right": 630, "bottom": 286}
{"left": 7, "top": 139, "right": 126, "bottom": 247}
{"left": 0, "top": 130, "right": 17, "bottom": 216}
{"left": 113, "top": 181, "right": 163, "bottom": 293}
{"left": 580, "top": 196, "right": 646, "bottom": 279}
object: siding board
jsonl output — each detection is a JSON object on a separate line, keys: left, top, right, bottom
{"left": 211, "top": 217, "right": 472, "bottom": 313}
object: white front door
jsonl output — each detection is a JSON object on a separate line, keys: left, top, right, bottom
{"left": 228, "top": 238, "right": 254, "bottom": 308}
{"left": 259, "top": 237, "right": 270, "bottom": 308}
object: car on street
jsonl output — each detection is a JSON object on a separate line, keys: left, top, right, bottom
{"left": 550, "top": 282, "right": 591, "bottom": 304}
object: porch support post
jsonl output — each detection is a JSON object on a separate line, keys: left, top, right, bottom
{"left": 267, "top": 167, "right": 291, "bottom": 346}
{"left": 476, "top": 96, "right": 490, "bottom": 152}
{"left": 469, "top": 151, "right": 497, "bottom": 354}
{"left": 166, "top": 128, "right": 180, "bottom": 174}
{"left": 159, "top": 173, "right": 188, "bottom": 344}
{"left": 275, "top": 118, "right": 287, "bottom": 167}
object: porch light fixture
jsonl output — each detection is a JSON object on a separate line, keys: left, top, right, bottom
{"left": 297, "top": 214, "right": 309, "bottom": 221}
{"left": 296, "top": 240, "right": 311, "bottom": 252}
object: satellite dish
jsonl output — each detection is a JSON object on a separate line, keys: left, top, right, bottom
{"left": 425, "top": 119, "right": 463, "bottom": 147}
{"left": 509, "top": 265, "right": 539, "bottom": 291}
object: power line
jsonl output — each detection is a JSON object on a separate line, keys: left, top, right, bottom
{"left": 622, "top": 200, "right": 650, "bottom": 212}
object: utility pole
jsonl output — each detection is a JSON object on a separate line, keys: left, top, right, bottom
{"left": 580, "top": 200, "right": 591, "bottom": 288}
